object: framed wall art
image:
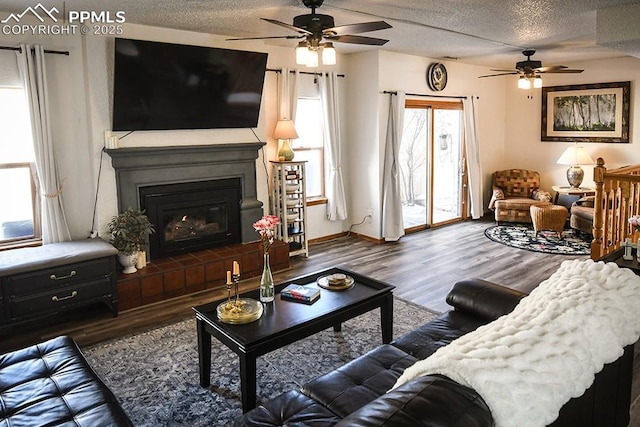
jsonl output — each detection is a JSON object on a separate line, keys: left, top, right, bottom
{"left": 541, "top": 81, "right": 630, "bottom": 143}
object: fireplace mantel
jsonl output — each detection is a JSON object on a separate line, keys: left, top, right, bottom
{"left": 105, "top": 143, "right": 265, "bottom": 244}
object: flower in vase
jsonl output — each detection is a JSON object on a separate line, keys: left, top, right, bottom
{"left": 253, "top": 215, "right": 280, "bottom": 254}
{"left": 629, "top": 215, "right": 640, "bottom": 232}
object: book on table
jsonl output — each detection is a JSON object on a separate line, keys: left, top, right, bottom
{"left": 280, "top": 283, "right": 320, "bottom": 304}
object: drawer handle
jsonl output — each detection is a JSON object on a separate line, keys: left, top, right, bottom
{"left": 52, "top": 291, "right": 78, "bottom": 302}
{"left": 50, "top": 271, "right": 76, "bottom": 280}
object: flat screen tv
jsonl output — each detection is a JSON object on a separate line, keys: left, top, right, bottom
{"left": 112, "top": 38, "right": 268, "bottom": 131}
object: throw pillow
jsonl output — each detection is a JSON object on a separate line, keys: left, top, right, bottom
{"left": 532, "top": 189, "right": 552, "bottom": 203}
{"left": 488, "top": 187, "right": 505, "bottom": 210}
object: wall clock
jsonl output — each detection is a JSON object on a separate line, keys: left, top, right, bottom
{"left": 426, "top": 63, "right": 448, "bottom": 91}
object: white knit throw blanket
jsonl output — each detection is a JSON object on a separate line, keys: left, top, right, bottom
{"left": 391, "top": 259, "right": 640, "bottom": 427}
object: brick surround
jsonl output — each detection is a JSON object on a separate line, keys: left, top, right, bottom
{"left": 116, "top": 240, "right": 289, "bottom": 311}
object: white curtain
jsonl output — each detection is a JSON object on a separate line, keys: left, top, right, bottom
{"left": 319, "top": 72, "right": 348, "bottom": 221}
{"left": 382, "top": 91, "right": 406, "bottom": 241}
{"left": 16, "top": 44, "right": 71, "bottom": 244}
{"left": 462, "top": 96, "right": 483, "bottom": 219}
{"left": 278, "top": 67, "right": 299, "bottom": 121}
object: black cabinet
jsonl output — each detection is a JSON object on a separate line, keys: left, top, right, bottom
{"left": 1, "top": 256, "right": 118, "bottom": 327}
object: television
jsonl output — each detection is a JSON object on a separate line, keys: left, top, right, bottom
{"left": 112, "top": 38, "right": 268, "bottom": 131}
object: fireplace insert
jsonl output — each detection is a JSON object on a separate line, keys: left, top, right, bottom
{"left": 140, "top": 178, "right": 242, "bottom": 259}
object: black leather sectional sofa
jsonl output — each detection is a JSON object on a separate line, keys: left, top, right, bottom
{"left": 0, "top": 335, "right": 132, "bottom": 426}
{"left": 234, "top": 278, "right": 635, "bottom": 426}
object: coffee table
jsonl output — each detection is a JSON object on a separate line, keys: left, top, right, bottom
{"left": 192, "top": 267, "right": 395, "bottom": 412}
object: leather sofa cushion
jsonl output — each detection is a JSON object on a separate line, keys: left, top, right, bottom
{"left": 391, "top": 311, "right": 485, "bottom": 359}
{"left": 302, "top": 345, "right": 417, "bottom": 418}
{"left": 392, "top": 279, "right": 526, "bottom": 360}
{"left": 231, "top": 390, "right": 340, "bottom": 427}
{"left": 0, "top": 336, "right": 131, "bottom": 426}
{"left": 336, "top": 375, "right": 492, "bottom": 427}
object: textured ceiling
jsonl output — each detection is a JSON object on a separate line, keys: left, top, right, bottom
{"left": 1, "top": 0, "right": 639, "bottom": 68}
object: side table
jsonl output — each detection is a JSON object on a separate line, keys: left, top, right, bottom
{"left": 551, "top": 186, "right": 595, "bottom": 210}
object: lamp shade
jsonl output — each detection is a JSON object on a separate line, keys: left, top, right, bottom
{"left": 322, "top": 43, "right": 336, "bottom": 65}
{"left": 532, "top": 75, "right": 542, "bottom": 88}
{"left": 306, "top": 49, "right": 319, "bottom": 67}
{"left": 556, "top": 146, "right": 595, "bottom": 166}
{"left": 295, "top": 42, "right": 308, "bottom": 65}
{"left": 273, "top": 119, "right": 299, "bottom": 140}
{"left": 518, "top": 76, "right": 531, "bottom": 89}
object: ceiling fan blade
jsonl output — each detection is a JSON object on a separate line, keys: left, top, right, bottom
{"left": 535, "top": 65, "right": 567, "bottom": 72}
{"left": 261, "top": 18, "right": 312, "bottom": 35}
{"left": 478, "top": 72, "right": 519, "bottom": 78}
{"left": 226, "top": 35, "right": 303, "bottom": 41}
{"left": 540, "top": 69, "right": 584, "bottom": 74}
{"left": 324, "top": 21, "right": 392, "bottom": 36}
{"left": 489, "top": 68, "right": 519, "bottom": 73}
{"left": 325, "top": 34, "right": 389, "bottom": 46}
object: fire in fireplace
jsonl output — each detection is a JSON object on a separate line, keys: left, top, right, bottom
{"left": 140, "top": 178, "right": 242, "bottom": 259}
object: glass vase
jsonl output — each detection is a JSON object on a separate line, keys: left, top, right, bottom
{"left": 260, "top": 252, "right": 275, "bottom": 303}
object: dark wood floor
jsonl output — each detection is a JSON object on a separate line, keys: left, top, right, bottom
{"left": 1, "top": 216, "right": 638, "bottom": 424}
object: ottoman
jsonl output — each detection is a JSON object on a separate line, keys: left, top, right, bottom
{"left": 530, "top": 204, "right": 568, "bottom": 238}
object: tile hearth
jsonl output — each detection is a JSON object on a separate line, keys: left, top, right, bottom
{"left": 116, "top": 240, "right": 289, "bottom": 311}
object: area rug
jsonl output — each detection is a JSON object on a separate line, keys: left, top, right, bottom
{"left": 484, "top": 223, "right": 592, "bottom": 255}
{"left": 82, "top": 298, "right": 439, "bottom": 427}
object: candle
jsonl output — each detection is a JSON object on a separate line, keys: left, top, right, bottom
{"left": 226, "top": 270, "right": 232, "bottom": 284}
{"left": 233, "top": 261, "right": 240, "bottom": 275}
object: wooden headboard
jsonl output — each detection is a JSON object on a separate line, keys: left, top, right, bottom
{"left": 591, "top": 157, "right": 640, "bottom": 259}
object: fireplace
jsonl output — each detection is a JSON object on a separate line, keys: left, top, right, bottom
{"left": 140, "top": 178, "right": 241, "bottom": 259}
{"left": 106, "top": 143, "right": 265, "bottom": 259}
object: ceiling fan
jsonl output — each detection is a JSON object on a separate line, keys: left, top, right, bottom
{"left": 478, "top": 49, "right": 583, "bottom": 88}
{"left": 227, "top": 0, "right": 392, "bottom": 66}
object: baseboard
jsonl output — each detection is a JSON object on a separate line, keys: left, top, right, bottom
{"left": 309, "top": 232, "right": 385, "bottom": 245}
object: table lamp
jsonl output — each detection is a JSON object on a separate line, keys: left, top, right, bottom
{"left": 273, "top": 119, "right": 299, "bottom": 161}
{"left": 556, "top": 145, "right": 595, "bottom": 188}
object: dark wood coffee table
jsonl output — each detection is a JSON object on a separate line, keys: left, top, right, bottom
{"left": 192, "top": 267, "right": 395, "bottom": 412}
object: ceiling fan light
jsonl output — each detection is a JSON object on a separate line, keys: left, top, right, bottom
{"left": 322, "top": 43, "right": 336, "bottom": 65}
{"left": 518, "top": 76, "right": 531, "bottom": 89}
{"left": 306, "top": 49, "right": 319, "bottom": 67}
{"left": 533, "top": 75, "right": 543, "bottom": 88}
{"left": 295, "top": 42, "right": 309, "bottom": 65}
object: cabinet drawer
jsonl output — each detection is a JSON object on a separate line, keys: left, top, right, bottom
{"left": 5, "top": 257, "right": 113, "bottom": 297}
{"left": 9, "top": 277, "right": 113, "bottom": 319}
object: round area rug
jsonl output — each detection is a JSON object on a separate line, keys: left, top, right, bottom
{"left": 484, "top": 224, "right": 592, "bottom": 255}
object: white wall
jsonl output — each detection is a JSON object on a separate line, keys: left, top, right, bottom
{"left": 346, "top": 50, "right": 507, "bottom": 239}
{"left": 343, "top": 50, "right": 381, "bottom": 237}
{"left": 4, "top": 15, "right": 639, "bottom": 244}
{"left": 504, "top": 56, "right": 640, "bottom": 190}
{"left": 2, "top": 21, "right": 350, "bottom": 242}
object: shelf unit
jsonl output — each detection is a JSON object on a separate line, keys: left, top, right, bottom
{"left": 271, "top": 161, "right": 309, "bottom": 257}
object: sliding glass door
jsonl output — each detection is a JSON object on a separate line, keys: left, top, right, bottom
{"left": 400, "top": 100, "right": 466, "bottom": 231}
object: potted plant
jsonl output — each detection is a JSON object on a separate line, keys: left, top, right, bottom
{"left": 107, "top": 208, "right": 155, "bottom": 274}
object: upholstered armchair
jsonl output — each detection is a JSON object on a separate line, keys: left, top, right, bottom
{"left": 488, "top": 169, "right": 552, "bottom": 224}
{"left": 570, "top": 196, "right": 594, "bottom": 235}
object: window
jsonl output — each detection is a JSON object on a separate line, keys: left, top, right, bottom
{"left": 294, "top": 97, "right": 325, "bottom": 199}
{"left": 0, "top": 86, "right": 39, "bottom": 245}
